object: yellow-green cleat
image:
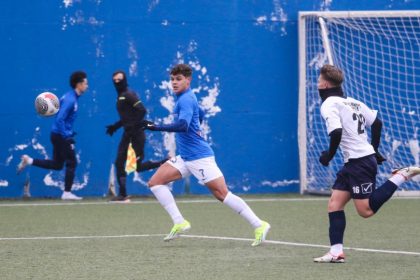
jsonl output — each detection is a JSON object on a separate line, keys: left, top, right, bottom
{"left": 163, "top": 220, "right": 191, "bottom": 241}
{"left": 252, "top": 221, "right": 271, "bottom": 247}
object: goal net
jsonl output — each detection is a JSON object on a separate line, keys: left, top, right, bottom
{"left": 298, "top": 11, "right": 420, "bottom": 195}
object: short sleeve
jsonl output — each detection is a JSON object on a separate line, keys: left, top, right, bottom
{"left": 321, "top": 101, "right": 342, "bottom": 135}
{"left": 359, "top": 102, "right": 378, "bottom": 127}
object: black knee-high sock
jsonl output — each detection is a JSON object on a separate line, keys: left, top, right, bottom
{"left": 368, "top": 180, "right": 398, "bottom": 213}
{"left": 329, "top": 210, "right": 346, "bottom": 246}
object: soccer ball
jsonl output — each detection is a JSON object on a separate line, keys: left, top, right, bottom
{"left": 35, "top": 92, "right": 60, "bottom": 116}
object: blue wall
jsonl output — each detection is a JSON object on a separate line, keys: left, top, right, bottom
{"left": 0, "top": 0, "right": 418, "bottom": 198}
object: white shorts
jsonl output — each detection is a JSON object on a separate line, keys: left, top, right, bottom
{"left": 167, "top": 155, "right": 224, "bottom": 184}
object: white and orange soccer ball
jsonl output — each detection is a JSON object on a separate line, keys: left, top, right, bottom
{"left": 35, "top": 92, "right": 60, "bottom": 116}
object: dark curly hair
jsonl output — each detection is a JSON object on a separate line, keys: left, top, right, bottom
{"left": 70, "top": 71, "right": 87, "bottom": 89}
{"left": 170, "top": 64, "right": 192, "bottom": 77}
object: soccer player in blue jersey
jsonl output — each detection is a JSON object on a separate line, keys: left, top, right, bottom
{"left": 143, "top": 64, "right": 270, "bottom": 246}
{"left": 313, "top": 65, "right": 420, "bottom": 263}
{"left": 17, "top": 71, "right": 88, "bottom": 200}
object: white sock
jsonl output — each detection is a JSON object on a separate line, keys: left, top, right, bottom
{"left": 27, "top": 157, "right": 33, "bottom": 165}
{"left": 330, "top": 244, "right": 343, "bottom": 255}
{"left": 389, "top": 175, "right": 406, "bottom": 186}
{"left": 223, "top": 192, "right": 262, "bottom": 229}
{"left": 150, "top": 185, "right": 184, "bottom": 224}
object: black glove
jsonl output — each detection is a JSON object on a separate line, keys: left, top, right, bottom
{"left": 374, "top": 150, "right": 386, "bottom": 165}
{"left": 141, "top": 120, "right": 157, "bottom": 131}
{"left": 106, "top": 124, "right": 120, "bottom": 136}
{"left": 319, "top": 150, "right": 332, "bottom": 166}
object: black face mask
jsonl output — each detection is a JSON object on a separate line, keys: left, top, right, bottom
{"left": 113, "top": 75, "right": 128, "bottom": 93}
{"left": 318, "top": 86, "right": 344, "bottom": 102}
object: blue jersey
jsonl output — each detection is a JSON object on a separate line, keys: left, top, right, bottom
{"left": 51, "top": 90, "right": 79, "bottom": 138}
{"left": 174, "top": 89, "right": 214, "bottom": 161}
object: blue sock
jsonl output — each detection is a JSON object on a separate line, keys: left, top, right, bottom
{"left": 329, "top": 210, "right": 346, "bottom": 245}
{"left": 368, "top": 180, "right": 398, "bottom": 213}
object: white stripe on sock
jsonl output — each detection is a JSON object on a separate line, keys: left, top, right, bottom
{"left": 389, "top": 175, "right": 405, "bottom": 187}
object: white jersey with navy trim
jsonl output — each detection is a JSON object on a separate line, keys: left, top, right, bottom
{"left": 320, "top": 96, "right": 377, "bottom": 163}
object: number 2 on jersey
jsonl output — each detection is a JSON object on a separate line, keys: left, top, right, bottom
{"left": 352, "top": 113, "right": 366, "bottom": 134}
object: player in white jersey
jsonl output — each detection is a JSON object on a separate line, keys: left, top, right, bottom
{"left": 313, "top": 65, "right": 420, "bottom": 263}
{"left": 142, "top": 64, "right": 270, "bottom": 246}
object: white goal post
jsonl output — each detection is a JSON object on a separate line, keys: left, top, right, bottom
{"left": 298, "top": 10, "right": 420, "bottom": 196}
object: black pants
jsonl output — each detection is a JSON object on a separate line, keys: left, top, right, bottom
{"left": 115, "top": 127, "right": 163, "bottom": 197}
{"left": 32, "top": 132, "right": 77, "bottom": 192}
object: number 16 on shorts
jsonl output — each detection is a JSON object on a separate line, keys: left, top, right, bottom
{"left": 352, "top": 183, "right": 373, "bottom": 194}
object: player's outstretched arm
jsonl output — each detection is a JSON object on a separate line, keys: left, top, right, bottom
{"left": 371, "top": 117, "right": 386, "bottom": 164}
{"left": 143, "top": 119, "right": 188, "bottom": 133}
{"left": 319, "top": 128, "right": 342, "bottom": 166}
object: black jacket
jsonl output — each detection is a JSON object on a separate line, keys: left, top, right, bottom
{"left": 115, "top": 89, "right": 146, "bottom": 130}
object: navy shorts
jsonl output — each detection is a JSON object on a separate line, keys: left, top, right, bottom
{"left": 332, "top": 154, "right": 377, "bottom": 199}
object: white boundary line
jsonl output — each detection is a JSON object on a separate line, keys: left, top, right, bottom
{"left": 0, "top": 196, "right": 419, "bottom": 207}
{"left": 0, "top": 234, "right": 164, "bottom": 241}
{"left": 182, "top": 235, "right": 420, "bottom": 256}
{"left": 0, "top": 198, "right": 328, "bottom": 207}
{"left": 0, "top": 233, "right": 418, "bottom": 256}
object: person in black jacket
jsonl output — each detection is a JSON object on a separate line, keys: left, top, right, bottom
{"left": 106, "top": 70, "right": 167, "bottom": 203}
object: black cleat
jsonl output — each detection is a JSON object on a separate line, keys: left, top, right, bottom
{"left": 109, "top": 195, "right": 131, "bottom": 203}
